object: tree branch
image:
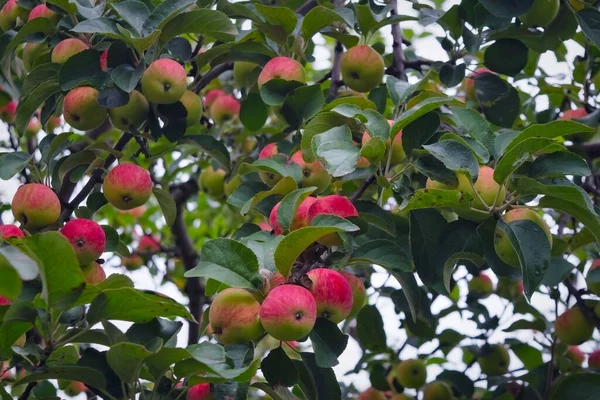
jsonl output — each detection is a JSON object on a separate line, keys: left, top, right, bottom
{"left": 350, "top": 175, "right": 376, "bottom": 203}
{"left": 582, "top": 141, "right": 600, "bottom": 159}
{"left": 18, "top": 382, "right": 37, "bottom": 400}
{"left": 295, "top": 0, "right": 317, "bottom": 15}
{"left": 390, "top": 0, "right": 406, "bottom": 81}
{"left": 564, "top": 279, "right": 600, "bottom": 331}
{"left": 329, "top": 41, "right": 343, "bottom": 98}
{"left": 192, "top": 63, "right": 233, "bottom": 94}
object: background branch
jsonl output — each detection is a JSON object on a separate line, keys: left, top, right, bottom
{"left": 390, "top": 0, "right": 406, "bottom": 81}
{"left": 192, "top": 63, "right": 233, "bottom": 94}
{"left": 329, "top": 41, "right": 343, "bottom": 98}
{"left": 564, "top": 279, "right": 600, "bottom": 330}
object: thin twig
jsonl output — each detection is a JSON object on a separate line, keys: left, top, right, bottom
{"left": 329, "top": 41, "right": 343, "bottom": 98}
{"left": 192, "top": 63, "right": 233, "bottom": 94}
{"left": 390, "top": 0, "right": 406, "bottom": 81}
{"left": 350, "top": 175, "right": 376, "bottom": 203}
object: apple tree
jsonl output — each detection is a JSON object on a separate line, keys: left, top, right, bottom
{"left": 2, "top": 0, "right": 600, "bottom": 399}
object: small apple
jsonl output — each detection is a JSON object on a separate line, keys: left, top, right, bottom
{"left": 64, "top": 381, "right": 87, "bottom": 397}
{"left": 199, "top": 166, "right": 226, "bottom": 200}
{"left": 468, "top": 273, "right": 494, "bottom": 299}
{"left": 269, "top": 196, "right": 317, "bottom": 235}
{"left": 61, "top": 218, "right": 106, "bottom": 265}
{"left": 24, "top": 117, "right": 41, "bottom": 138}
{"left": 241, "top": 136, "right": 257, "bottom": 154}
{"left": 203, "top": 89, "right": 225, "bottom": 108}
{"left": 209, "top": 94, "right": 240, "bottom": 123}
{"left": 63, "top": 86, "right": 107, "bottom": 131}
{"left": 102, "top": 163, "right": 153, "bottom": 210}
{"left": 259, "top": 284, "right": 317, "bottom": 341}
{"left": 454, "top": 166, "right": 506, "bottom": 221}
{"left": 27, "top": 4, "right": 59, "bottom": 23}
{"left": 339, "top": 271, "right": 366, "bottom": 318}
{"left": 586, "top": 259, "right": 600, "bottom": 295}
{"left": 478, "top": 344, "right": 510, "bottom": 376}
{"left": 494, "top": 208, "right": 552, "bottom": 268}
{"left": 306, "top": 268, "right": 353, "bottom": 323}
{"left": 45, "top": 115, "right": 61, "bottom": 132}
{"left": 257, "top": 143, "right": 282, "bottom": 187}
{"left": 519, "top": 0, "right": 559, "bottom": 27}
{"left": 81, "top": 262, "right": 106, "bottom": 284}
{"left": 340, "top": 45, "right": 384, "bottom": 93}
{"left": 422, "top": 381, "right": 453, "bottom": 400}
{"left": 186, "top": 382, "right": 212, "bottom": 400}
{"left": 390, "top": 395, "right": 413, "bottom": 400}
{"left": 121, "top": 254, "right": 144, "bottom": 271}
{"left": 119, "top": 205, "right": 146, "bottom": 218}
{"left": 137, "top": 235, "right": 160, "bottom": 255}
{"left": 209, "top": 288, "right": 264, "bottom": 344}
{"left": 100, "top": 49, "right": 108, "bottom": 71}
{"left": 290, "top": 151, "right": 331, "bottom": 194}
{"left": 589, "top": 349, "right": 600, "bottom": 368}
{"left": 0, "top": 0, "right": 29, "bottom": 32}
{"left": 391, "top": 359, "right": 427, "bottom": 389}
{"left": 107, "top": 90, "right": 149, "bottom": 131}
{"left": 307, "top": 195, "right": 359, "bottom": 246}
{"left": 358, "top": 388, "right": 386, "bottom": 400}
{"left": 0, "top": 224, "right": 24, "bottom": 238}
{"left": 496, "top": 277, "right": 523, "bottom": 300}
{"left": 180, "top": 90, "right": 203, "bottom": 126}
{"left": 12, "top": 183, "right": 60, "bottom": 229}
{"left": 233, "top": 61, "right": 258, "bottom": 88}
{"left": 257, "top": 57, "right": 306, "bottom": 88}
{"left": 554, "top": 307, "right": 594, "bottom": 345}
{"left": 0, "top": 100, "right": 17, "bottom": 123}
{"left": 51, "top": 38, "right": 89, "bottom": 64}
{"left": 463, "top": 68, "right": 493, "bottom": 101}
{"left": 0, "top": 296, "right": 11, "bottom": 306}
{"left": 565, "top": 345, "right": 585, "bottom": 367}
{"left": 141, "top": 58, "right": 187, "bottom": 104}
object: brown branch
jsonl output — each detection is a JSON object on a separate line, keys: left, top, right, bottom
{"left": 295, "top": 0, "right": 317, "bottom": 15}
{"left": 390, "top": 0, "right": 406, "bottom": 81}
{"left": 564, "top": 279, "right": 600, "bottom": 331}
{"left": 350, "top": 175, "right": 376, "bottom": 203}
{"left": 18, "top": 382, "right": 37, "bottom": 400}
{"left": 192, "top": 63, "right": 233, "bottom": 94}
{"left": 329, "top": 41, "right": 343, "bottom": 98}
{"left": 582, "top": 141, "right": 600, "bottom": 159}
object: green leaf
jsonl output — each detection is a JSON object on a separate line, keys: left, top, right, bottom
{"left": 16, "top": 81, "right": 61, "bottom": 133}
{"left": 16, "top": 366, "right": 108, "bottom": 392}
{"left": 423, "top": 139, "right": 479, "bottom": 179}
{"left": 436, "top": 370, "right": 474, "bottom": 398}
{"left": 238, "top": 155, "right": 302, "bottom": 183}
{"left": 182, "top": 135, "right": 231, "bottom": 171}
{"left": 58, "top": 49, "right": 106, "bottom": 91}
{"left": 299, "top": 353, "right": 341, "bottom": 400}
{"left": 274, "top": 215, "right": 359, "bottom": 277}
{"left": 74, "top": 274, "right": 134, "bottom": 306}
{"left": 255, "top": 4, "right": 297, "bottom": 34}
{"left": 475, "top": 74, "right": 521, "bottom": 128}
{"left": 496, "top": 219, "right": 551, "bottom": 299}
{"left": 477, "top": 0, "right": 534, "bottom": 17}
{"left": 349, "top": 239, "right": 412, "bottom": 274}
{"left": 281, "top": 85, "right": 324, "bottom": 129}
{"left": 391, "top": 96, "right": 457, "bottom": 133}
{"left": 0, "top": 152, "right": 33, "bottom": 179}
{"left": 576, "top": 9, "right": 600, "bottom": 51}
{"left": 301, "top": 6, "right": 347, "bottom": 40}
{"left": 276, "top": 187, "right": 317, "bottom": 232}
{"left": 503, "top": 318, "right": 545, "bottom": 333}
{"left": 356, "top": 305, "right": 386, "bottom": 352}
{"left": 142, "top": 0, "right": 197, "bottom": 34}
{"left": 529, "top": 152, "right": 591, "bottom": 178}
{"left": 494, "top": 138, "right": 565, "bottom": 184}
{"left": 240, "top": 176, "right": 298, "bottom": 216}
{"left": 185, "top": 238, "right": 261, "bottom": 290}
{"left": 309, "top": 318, "right": 349, "bottom": 368}
{"left": 402, "top": 188, "right": 474, "bottom": 212}
{"left": 484, "top": 39, "right": 528, "bottom": 76}
{"left": 1, "top": 19, "right": 56, "bottom": 59}
{"left": 110, "top": 63, "right": 144, "bottom": 93}
{"left": 542, "top": 257, "right": 576, "bottom": 287}
{"left": 301, "top": 112, "right": 351, "bottom": 162}
{"left": 0, "top": 245, "right": 39, "bottom": 281}
{"left": 313, "top": 125, "right": 358, "bottom": 177}
{"left": 259, "top": 79, "right": 305, "bottom": 106}
{"left": 240, "top": 93, "right": 268, "bottom": 131}
{"left": 261, "top": 346, "right": 298, "bottom": 387}
{"left": 111, "top": 0, "right": 150, "bottom": 35}
{"left": 550, "top": 373, "right": 600, "bottom": 400}
{"left": 159, "top": 9, "right": 238, "bottom": 44}
{"left": 72, "top": 17, "right": 121, "bottom": 36}
{"left": 58, "top": 150, "right": 97, "bottom": 183}
{"left": 402, "top": 112, "right": 440, "bottom": 155}
{"left": 506, "top": 121, "right": 593, "bottom": 155}
{"left": 410, "top": 209, "right": 446, "bottom": 290}
{"left": 0, "top": 261, "right": 21, "bottom": 300}
{"left": 153, "top": 187, "right": 176, "bottom": 226}
{"left": 106, "top": 342, "right": 153, "bottom": 383}
{"left": 146, "top": 347, "right": 191, "bottom": 380}
{"left": 360, "top": 136, "right": 385, "bottom": 163}
{"left": 450, "top": 106, "right": 495, "bottom": 156}
{"left": 87, "top": 288, "right": 194, "bottom": 324}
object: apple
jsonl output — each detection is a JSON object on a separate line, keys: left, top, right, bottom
{"left": 209, "top": 288, "right": 264, "bottom": 344}
{"left": 565, "top": 345, "right": 585, "bottom": 367}
{"left": 27, "top": 4, "right": 58, "bottom": 23}
{"left": 63, "top": 86, "right": 107, "bottom": 131}
{"left": 12, "top": 183, "right": 60, "bottom": 229}
{"left": 186, "top": 382, "right": 211, "bottom": 400}
{"left": 307, "top": 195, "right": 359, "bottom": 246}
{"left": 358, "top": 388, "right": 386, "bottom": 400}
{"left": 494, "top": 208, "right": 552, "bottom": 268}
{"left": 180, "top": 90, "right": 203, "bottom": 126}
{"left": 209, "top": 94, "right": 240, "bottom": 123}
{"left": 496, "top": 277, "right": 523, "bottom": 300}
{"left": 107, "top": 90, "right": 149, "bottom": 131}
{"left": 455, "top": 166, "right": 505, "bottom": 221}
{"left": 241, "top": 136, "right": 257, "bottom": 154}
{"left": 339, "top": 271, "right": 366, "bottom": 318}
{"left": 119, "top": 205, "right": 146, "bottom": 218}
{"left": 340, "top": 45, "right": 384, "bottom": 93}
{"left": 270, "top": 271, "right": 286, "bottom": 288}
{"left": 233, "top": 61, "right": 258, "bottom": 88}
{"left": 0, "top": 296, "right": 11, "bottom": 306}
{"left": 64, "top": 381, "right": 87, "bottom": 397}
{"left": 463, "top": 68, "right": 493, "bottom": 101}
{"left": 24, "top": 117, "right": 41, "bottom": 137}
{"left": 203, "top": 89, "right": 225, "bottom": 108}
{"left": 257, "top": 56, "right": 306, "bottom": 88}
{"left": 589, "top": 349, "right": 600, "bottom": 368}
{"left": 22, "top": 42, "right": 48, "bottom": 71}
{"left": 290, "top": 151, "right": 331, "bottom": 194}
{"left": 468, "top": 273, "right": 494, "bottom": 299}
{"left": 422, "top": 381, "right": 453, "bottom": 400}
{"left": 141, "top": 58, "right": 187, "bottom": 104}
{"left": 269, "top": 196, "right": 317, "bottom": 235}
{"left": 554, "top": 307, "right": 594, "bottom": 345}
{"left": 391, "top": 359, "right": 427, "bottom": 389}
{"left": 257, "top": 143, "right": 282, "bottom": 186}
{"left": 0, "top": 100, "right": 16, "bottom": 123}
{"left": 259, "top": 284, "right": 317, "bottom": 341}
{"left": 81, "top": 262, "right": 106, "bottom": 284}
{"left": 61, "top": 218, "right": 106, "bottom": 265}
{"left": 519, "top": 0, "right": 559, "bottom": 27}
{"left": 306, "top": 268, "right": 353, "bottom": 323}
{"left": 121, "top": 254, "right": 144, "bottom": 271}
{"left": 0, "top": 224, "right": 24, "bottom": 238}
{"left": 586, "top": 259, "right": 600, "bottom": 295}
{"left": 100, "top": 49, "right": 108, "bottom": 71}
{"left": 45, "top": 115, "right": 61, "bottom": 132}
{"left": 102, "top": 163, "right": 153, "bottom": 210}
{"left": 137, "top": 235, "right": 161, "bottom": 255}
{"left": 0, "top": 0, "right": 28, "bottom": 32}
{"left": 362, "top": 120, "right": 406, "bottom": 164}
{"left": 478, "top": 344, "right": 510, "bottom": 376}
{"left": 51, "top": 38, "right": 89, "bottom": 64}
{"left": 199, "top": 166, "right": 226, "bottom": 200}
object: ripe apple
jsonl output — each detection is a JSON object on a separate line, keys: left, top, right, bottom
{"left": 137, "top": 235, "right": 160, "bottom": 255}
{"left": 259, "top": 284, "right": 317, "bottom": 341}
{"left": 0, "top": 224, "right": 24, "bottom": 238}
{"left": 519, "top": 0, "right": 559, "bottom": 27}
{"left": 269, "top": 196, "right": 317, "bottom": 235}
{"left": 61, "top": 218, "right": 106, "bottom": 265}
{"left": 199, "top": 166, "right": 226, "bottom": 200}
{"left": 391, "top": 359, "right": 427, "bottom": 389}
{"left": 463, "top": 68, "right": 493, "bottom": 101}
{"left": 290, "top": 151, "right": 331, "bottom": 194}
{"left": 496, "top": 277, "right": 523, "bottom": 300}
{"left": 63, "top": 86, "right": 107, "bottom": 131}
{"left": 121, "top": 254, "right": 144, "bottom": 271}
{"left": 0, "top": 0, "right": 29, "bottom": 32}
{"left": 478, "top": 344, "right": 510, "bottom": 376}
{"left": 81, "top": 261, "right": 106, "bottom": 284}
{"left": 233, "top": 61, "right": 258, "bottom": 88}
{"left": 186, "top": 382, "right": 211, "bottom": 400}
{"left": 12, "top": 183, "right": 60, "bottom": 229}
{"left": 586, "top": 259, "right": 600, "bottom": 295}
{"left": 257, "top": 143, "right": 282, "bottom": 186}
{"left": 0, "top": 296, "right": 11, "bottom": 306}
{"left": 27, "top": 4, "right": 58, "bottom": 23}
{"left": 102, "top": 163, "right": 153, "bottom": 210}
{"left": 100, "top": 49, "right": 108, "bottom": 71}
{"left": 203, "top": 89, "right": 225, "bottom": 108}
{"left": 589, "top": 349, "right": 600, "bottom": 368}
{"left": 307, "top": 195, "right": 359, "bottom": 246}
{"left": 270, "top": 271, "right": 286, "bottom": 288}
{"left": 358, "top": 388, "right": 386, "bottom": 400}
{"left": 565, "top": 345, "right": 585, "bottom": 367}
{"left": 209, "top": 288, "right": 264, "bottom": 344}
{"left": 422, "top": 381, "right": 453, "bottom": 400}
{"left": 340, "top": 45, "right": 384, "bottom": 93}
{"left": 554, "top": 307, "right": 594, "bottom": 345}
{"left": 51, "top": 38, "right": 89, "bottom": 64}
{"left": 0, "top": 100, "right": 17, "bottom": 123}
{"left": 64, "top": 381, "right": 87, "bottom": 397}
{"left": 494, "top": 208, "right": 552, "bottom": 268}
{"left": 339, "top": 271, "right": 366, "bottom": 318}
{"left": 141, "top": 58, "right": 187, "bottom": 104}
{"left": 306, "top": 268, "right": 353, "bottom": 323}
{"left": 45, "top": 115, "right": 61, "bottom": 132}
{"left": 459, "top": 166, "right": 505, "bottom": 220}
{"left": 180, "top": 90, "right": 203, "bottom": 126}
{"left": 107, "top": 90, "right": 149, "bottom": 131}
{"left": 468, "top": 273, "right": 494, "bottom": 299}
{"left": 24, "top": 117, "right": 41, "bottom": 138}
{"left": 22, "top": 42, "right": 48, "bottom": 71}
{"left": 257, "top": 56, "right": 306, "bottom": 88}
{"left": 209, "top": 94, "right": 240, "bottom": 123}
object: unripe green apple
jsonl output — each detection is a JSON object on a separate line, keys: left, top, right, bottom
{"left": 0, "top": 0, "right": 29, "bottom": 32}
{"left": 107, "top": 90, "right": 149, "bottom": 131}
{"left": 422, "top": 381, "right": 453, "bottom": 400}
{"left": 494, "top": 208, "right": 552, "bottom": 268}
{"left": 290, "top": 151, "right": 331, "bottom": 194}
{"left": 358, "top": 388, "right": 386, "bottom": 400}
{"left": 259, "top": 284, "right": 317, "bottom": 341}
{"left": 307, "top": 195, "right": 359, "bottom": 246}
{"left": 209, "top": 94, "right": 240, "bottom": 123}
{"left": 463, "top": 68, "right": 493, "bottom": 102}
{"left": 241, "top": 136, "right": 257, "bottom": 154}
{"left": 468, "top": 273, "right": 494, "bottom": 299}
{"left": 141, "top": 58, "right": 187, "bottom": 104}
{"left": 586, "top": 259, "right": 600, "bottom": 295}
{"left": 22, "top": 42, "right": 48, "bottom": 71}
{"left": 27, "top": 4, "right": 59, "bottom": 23}
{"left": 180, "top": 89, "right": 203, "bottom": 126}
{"left": 340, "top": 45, "right": 384, "bottom": 93}
{"left": 455, "top": 166, "right": 505, "bottom": 220}
{"left": 257, "top": 57, "right": 306, "bottom": 88}
{"left": 478, "top": 344, "right": 510, "bottom": 376}
{"left": 0, "top": 224, "right": 24, "bottom": 238}
{"left": 554, "top": 307, "right": 594, "bottom": 345}
{"left": 12, "top": 183, "right": 60, "bottom": 229}
{"left": 81, "top": 261, "right": 106, "bottom": 284}
{"left": 63, "top": 86, "right": 107, "bottom": 131}
{"left": 339, "top": 271, "right": 366, "bottom": 318}
{"left": 51, "top": 38, "right": 89, "bottom": 64}
{"left": 392, "top": 359, "right": 427, "bottom": 389}
{"left": 269, "top": 196, "right": 317, "bottom": 235}
{"left": 519, "top": 0, "right": 559, "bottom": 28}
{"left": 199, "top": 166, "right": 226, "bottom": 200}
{"left": 307, "top": 268, "right": 353, "bottom": 323}
{"left": 61, "top": 218, "right": 106, "bottom": 265}
{"left": 361, "top": 121, "right": 406, "bottom": 164}
{"left": 496, "top": 277, "right": 524, "bottom": 300}
{"left": 209, "top": 288, "right": 264, "bottom": 344}
{"left": 258, "top": 143, "right": 282, "bottom": 186}
{"left": 103, "top": 163, "right": 153, "bottom": 210}
{"left": 233, "top": 61, "right": 258, "bottom": 88}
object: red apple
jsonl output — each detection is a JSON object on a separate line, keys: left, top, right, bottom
{"left": 209, "top": 288, "right": 264, "bottom": 344}
{"left": 257, "top": 143, "right": 282, "bottom": 186}
{"left": 81, "top": 262, "right": 106, "bottom": 284}
{"left": 358, "top": 388, "right": 386, "bottom": 400}
{"left": 339, "top": 271, "right": 366, "bottom": 318}
{"left": 269, "top": 196, "right": 317, "bottom": 235}
{"left": 209, "top": 94, "right": 240, "bottom": 123}
{"left": 27, "top": 4, "right": 58, "bottom": 23}
{"left": 61, "top": 218, "right": 106, "bottom": 265}
{"left": 589, "top": 350, "right": 600, "bottom": 368}
{"left": 64, "top": 381, "right": 87, "bottom": 397}
{"left": 257, "top": 57, "right": 306, "bottom": 88}
{"left": 270, "top": 271, "right": 286, "bottom": 288}
{"left": 63, "top": 86, "right": 107, "bottom": 131}
{"left": 141, "top": 58, "right": 187, "bottom": 104}
{"left": 0, "top": 100, "right": 17, "bottom": 123}
{"left": 51, "top": 38, "right": 89, "bottom": 64}
{"left": 306, "top": 268, "right": 353, "bottom": 323}
{"left": 565, "top": 345, "right": 585, "bottom": 366}
{"left": 203, "top": 89, "right": 225, "bottom": 108}
{"left": 100, "top": 49, "right": 108, "bottom": 71}
{"left": 0, "top": 224, "right": 24, "bottom": 238}
{"left": 0, "top": 0, "right": 29, "bottom": 32}
{"left": 307, "top": 195, "right": 359, "bottom": 246}
{"left": 468, "top": 273, "right": 494, "bottom": 299}
{"left": 12, "top": 183, "right": 60, "bottom": 229}
{"left": 555, "top": 307, "right": 594, "bottom": 345}
{"left": 259, "top": 284, "right": 317, "bottom": 341}
{"left": 186, "top": 382, "right": 212, "bottom": 400}
{"left": 137, "top": 235, "right": 160, "bottom": 255}
{"left": 0, "top": 296, "right": 11, "bottom": 306}
{"left": 102, "top": 163, "right": 153, "bottom": 210}
{"left": 290, "top": 151, "right": 331, "bottom": 194}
